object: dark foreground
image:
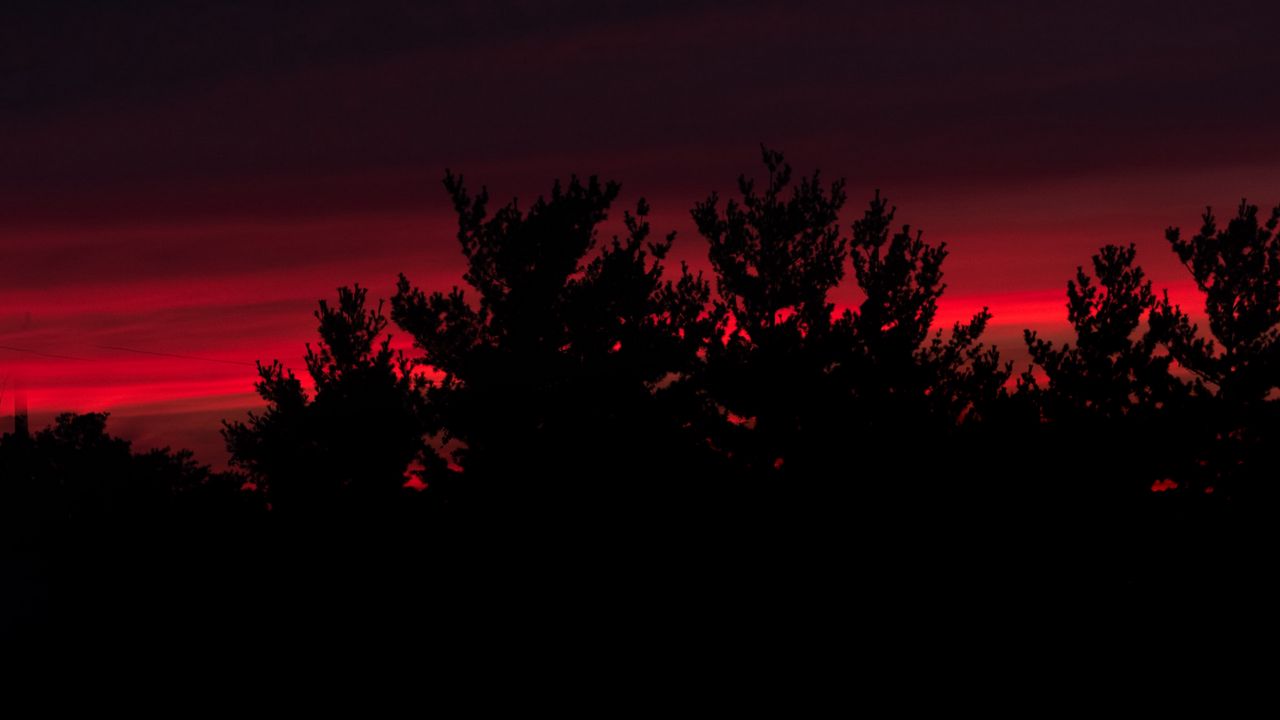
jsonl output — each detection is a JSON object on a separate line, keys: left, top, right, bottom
{"left": 5, "top": 480, "right": 1272, "bottom": 660}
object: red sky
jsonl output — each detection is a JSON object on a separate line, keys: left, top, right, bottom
{"left": 3, "top": 1, "right": 1279, "bottom": 466}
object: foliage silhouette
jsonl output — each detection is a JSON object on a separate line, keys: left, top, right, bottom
{"left": 689, "top": 148, "right": 1009, "bottom": 572}
{"left": 843, "top": 189, "right": 1011, "bottom": 433}
{"left": 1151, "top": 200, "right": 1280, "bottom": 503}
{"left": 1154, "top": 200, "right": 1280, "bottom": 405}
{"left": 833, "top": 183, "right": 1012, "bottom": 560}
{"left": 1025, "top": 244, "right": 1185, "bottom": 420}
{"left": 0, "top": 412, "right": 260, "bottom": 644}
{"left": 6, "top": 149, "right": 1279, "bottom": 646}
{"left": 391, "top": 171, "right": 712, "bottom": 527}
{"left": 690, "top": 145, "right": 850, "bottom": 483}
{"left": 689, "top": 149, "right": 1008, "bottom": 482}
{"left": 1021, "top": 244, "right": 1194, "bottom": 537}
{"left": 223, "top": 284, "right": 439, "bottom": 516}
{"left": 2, "top": 411, "right": 254, "bottom": 530}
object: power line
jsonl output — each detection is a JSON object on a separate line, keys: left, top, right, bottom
{"left": 92, "top": 345, "right": 256, "bottom": 367}
{"left": 0, "top": 344, "right": 90, "bottom": 361}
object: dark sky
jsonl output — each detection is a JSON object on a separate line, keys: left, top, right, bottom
{"left": 3, "top": 0, "right": 1279, "bottom": 464}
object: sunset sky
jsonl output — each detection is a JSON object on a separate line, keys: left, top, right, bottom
{"left": 3, "top": 1, "right": 1279, "bottom": 466}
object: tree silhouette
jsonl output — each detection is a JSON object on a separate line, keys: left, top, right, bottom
{"left": 1025, "top": 244, "right": 1183, "bottom": 421}
{"left": 688, "top": 150, "right": 1013, "bottom": 603}
{"left": 10, "top": 153, "right": 1279, "bottom": 639}
{"left": 816, "top": 186, "right": 1015, "bottom": 548}
{"left": 391, "top": 171, "right": 711, "bottom": 521}
{"left": 0, "top": 411, "right": 260, "bottom": 646}
{"left": 223, "top": 284, "right": 437, "bottom": 515}
{"left": 1151, "top": 200, "right": 1280, "bottom": 502}
{"left": 690, "top": 147, "right": 1008, "bottom": 499}
{"left": 844, "top": 190, "right": 1010, "bottom": 432}
{"left": 690, "top": 146, "right": 850, "bottom": 482}
{"left": 0, "top": 412, "right": 247, "bottom": 526}
{"left": 1022, "top": 244, "right": 1191, "bottom": 505}
{"left": 1154, "top": 201, "right": 1280, "bottom": 406}
{"left": 32, "top": 412, "right": 133, "bottom": 522}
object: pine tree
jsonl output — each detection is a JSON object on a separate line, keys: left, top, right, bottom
{"left": 1151, "top": 200, "right": 1280, "bottom": 500}
{"left": 222, "top": 285, "right": 434, "bottom": 515}
{"left": 689, "top": 146, "right": 849, "bottom": 480}
{"left": 1023, "top": 244, "right": 1189, "bottom": 501}
{"left": 1153, "top": 200, "right": 1280, "bottom": 406}
{"left": 690, "top": 148, "right": 1008, "bottom": 489}
{"left": 844, "top": 190, "right": 1009, "bottom": 431}
{"left": 391, "top": 171, "right": 711, "bottom": 517}
{"left": 1025, "top": 244, "right": 1181, "bottom": 421}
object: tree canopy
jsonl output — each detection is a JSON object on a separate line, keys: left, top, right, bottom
{"left": 222, "top": 284, "right": 434, "bottom": 515}
{"left": 6, "top": 152, "right": 1277, "bottom": 645}
{"left": 391, "top": 171, "right": 712, "bottom": 520}
{"left": 1151, "top": 200, "right": 1280, "bottom": 501}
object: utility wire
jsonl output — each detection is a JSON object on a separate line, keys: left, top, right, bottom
{"left": 0, "top": 344, "right": 90, "bottom": 361}
{"left": 92, "top": 344, "right": 256, "bottom": 367}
